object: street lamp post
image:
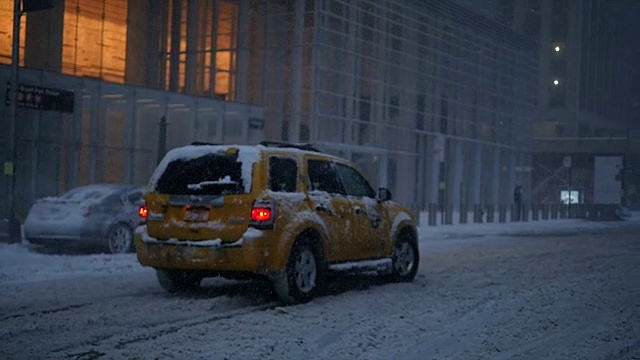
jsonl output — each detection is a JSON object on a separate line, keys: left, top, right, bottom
{"left": 4, "top": 0, "right": 22, "bottom": 243}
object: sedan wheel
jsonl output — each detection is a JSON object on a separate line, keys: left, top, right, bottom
{"left": 107, "top": 224, "right": 133, "bottom": 254}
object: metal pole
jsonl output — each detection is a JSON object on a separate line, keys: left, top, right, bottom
{"left": 568, "top": 164, "right": 572, "bottom": 217}
{"left": 157, "top": 116, "right": 167, "bottom": 165}
{"left": 5, "top": 0, "right": 21, "bottom": 243}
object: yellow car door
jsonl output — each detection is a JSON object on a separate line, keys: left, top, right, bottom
{"left": 304, "top": 156, "right": 353, "bottom": 263}
{"left": 334, "top": 162, "right": 389, "bottom": 260}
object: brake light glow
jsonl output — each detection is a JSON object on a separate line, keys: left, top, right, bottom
{"left": 139, "top": 205, "right": 148, "bottom": 219}
{"left": 251, "top": 208, "right": 272, "bottom": 222}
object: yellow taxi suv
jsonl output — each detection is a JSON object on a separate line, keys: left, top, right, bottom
{"left": 135, "top": 141, "right": 420, "bottom": 304}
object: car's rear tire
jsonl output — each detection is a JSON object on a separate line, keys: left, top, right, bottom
{"left": 272, "top": 239, "right": 323, "bottom": 305}
{"left": 390, "top": 233, "right": 419, "bottom": 282}
{"left": 107, "top": 223, "right": 134, "bottom": 254}
{"left": 156, "top": 269, "right": 202, "bottom": 293}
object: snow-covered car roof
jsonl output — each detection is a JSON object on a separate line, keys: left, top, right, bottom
{"left": 148, "top": 144, "right": 343, "bottom": 194}
{"left": 58, "top": 184, "right": 141, "bottom": 202}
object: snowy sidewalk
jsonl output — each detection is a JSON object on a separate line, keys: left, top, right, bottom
{"left": 418, "top": 210, "right": 640, "bottom": 242}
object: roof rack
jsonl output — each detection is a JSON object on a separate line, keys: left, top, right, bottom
{"left": 259, "top": 141, "right": 321, "bottom": 153}
{"left": 190, "top": 141, "right": 223, "bottom": 146}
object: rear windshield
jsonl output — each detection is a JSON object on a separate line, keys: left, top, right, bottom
{"left": 61, "top": 186, "right": 117, "bottom": 202}
{"left": 154, "top": 154, "right": 245, "bottom": 195}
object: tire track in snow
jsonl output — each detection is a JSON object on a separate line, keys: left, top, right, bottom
{"left": 50, "top": 301, "right": 277, "bottom": 357}
{"left": 0, "top": 302, "right": 94, "bottom": 321}
{"left": 0, "top": 289, "right": 167, "bottom": 322}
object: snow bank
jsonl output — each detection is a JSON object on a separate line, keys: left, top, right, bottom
{"left": 0, "top": 244, "right": 144, "bottom": 285}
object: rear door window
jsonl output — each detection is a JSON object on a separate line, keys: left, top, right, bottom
{"left": 155, "top": 154, "right": 244, "bottom": 195}
{"left": 269, "top": 157, "right": 298, "bottom": 192}
{"left": 307, "top": 159, "right": 346, "bottom": 195}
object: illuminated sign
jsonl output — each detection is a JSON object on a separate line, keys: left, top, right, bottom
{"left": 5, "top": 82, "right": 75, "bottom": 113}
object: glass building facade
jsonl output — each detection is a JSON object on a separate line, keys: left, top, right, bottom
{"left": 1, "top": 0, "right": 537, "bottom": 220}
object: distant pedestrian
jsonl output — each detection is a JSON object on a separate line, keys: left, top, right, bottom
{"left": 513, "top": 185, "right": 523, "bottom": 221}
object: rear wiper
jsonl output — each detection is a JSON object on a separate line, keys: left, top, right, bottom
{"left": 187, "top": 178, "right": 238, "bottom": 191}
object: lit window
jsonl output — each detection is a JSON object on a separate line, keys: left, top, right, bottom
{"left": 0, "top": 2, "right": 26, "bottom": 66}
{"left": 62, "top": 0, "right": 128, "bottom": 83}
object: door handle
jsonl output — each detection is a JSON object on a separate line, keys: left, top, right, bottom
{"left": 315, "top": 205, "right": 333, "bottom": 216}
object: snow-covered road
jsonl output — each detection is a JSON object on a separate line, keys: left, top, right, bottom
{"left": 1, "top": 222, "right": 639, "bottom": 360}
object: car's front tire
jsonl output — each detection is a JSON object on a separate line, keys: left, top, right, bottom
{"left": 156, "top": 269, "right": 202, "bottom": 293}
{"left": 106, "top": 223, "right": 134, "bottom": 254}
{"left": 390, "top": 232, "right": 419, "bottom": 282}
{"left": 272, "top": 239, "right": 323, "bottom": 305}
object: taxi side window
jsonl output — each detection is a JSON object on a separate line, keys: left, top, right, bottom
{"left": 335, "top": 163, "right": 376, "bottom": 198}
{"left": 307, "top": 159, "right": 346, "bottom": 195}
{"left": 269, "top": 157, "right": 298, "bottom": 192}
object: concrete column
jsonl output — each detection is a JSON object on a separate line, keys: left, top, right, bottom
{"left": 168, "top": 0, "right": 182, "bottom": 92}
{"left": 449, "top": 139, "right": 464, "bottom": 209}
{"left": 30, "top": 108, "right": 40, "bottom": 201}
{"left": 568, "top": 0, "right": 583, "bottom": 117}
{"left": 69, "top": 88, "right": 82, "bottom": 189}
{"left": 373, "top": 7, "right": 388, "bottom": 148}
{"left": 24, "top": 0, "right": 64, "bottom": 71}
{"left": 538, "top": 0, "right": 552, "bottom": 113}
{"left": 512, "top": 0, "right": 526, "bottom": 30}
{"left": 88, "top": 83, "right": 100, "bottom": 183}
{"left": 184, "top": 0, "right": 199, "bottom": 95}
{"left": 378, "top": 152, "right": 389, "bottom": 189}
{"left": 235, "top": 0, "right": 250, "bottom": 103}
{"left": 289, "top": 0, "right": 305, "bottom": 142}
{"left": 125, "top": 89, "right": 137, "bottom": 183}
{"left": 427, "top": 135, "right": 440, "bottom": 204}
{"left": 343, "top": 0, "right": 357, "bottom": 144}
{"left": 468, "top": 142, "right": 483, "bottom": 204}
{"left": 489, "top": 146, "right": 500, "bottom": 205}
{"left": 125, "top": 0, "right": 163, "bottom": 87}
{"left": 415, "top": 134, "right": 427, "bottom": 210}
{"left": 507, "top": 149, "right": 517, "bottom": 203}
{"left": 208, "top": 0, "right": 218, "bottom": 97}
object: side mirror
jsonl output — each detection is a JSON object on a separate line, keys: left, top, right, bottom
{"left": 378, "top": 188, "right": 392, "bottom": 202}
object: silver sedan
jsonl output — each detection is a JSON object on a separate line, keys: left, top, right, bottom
{"left": 23, "top": 184, "right": 145, "bottom": 254}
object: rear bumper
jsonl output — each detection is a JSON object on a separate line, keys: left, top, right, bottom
{"left": 134, "top": 226, "right": 283, "bottom": 274}
{"left": 23, "top": 217, "right": 106, "bottom": 247}
{"left": 25, "top": 235, "right": 104, "bottom": 248}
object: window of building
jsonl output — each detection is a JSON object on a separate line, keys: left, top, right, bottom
{"left": 0, "top": 1, "right": 26, "bottom": 66}
{"left": 551, "top": 0, "right": 569, "bottom": 40}
{"left": 162, "top": 0, "right": 237, "bottom": 99}
{"left": 549, "top": 82, "right": 566, "bottom": 108}
{"left": 524, "top": 0, "right": 541, "bottom": 37}
{"left": 62, "top": 0, "right": 128, "bottom": 83}
{"left": 388, "top": 95, "right": 399, "bottom": 120}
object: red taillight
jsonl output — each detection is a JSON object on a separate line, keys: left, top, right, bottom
{"left": 251, "top": 208, "right": 272, "bottom": 222}
{"left": 139, "top": 205, "right": 148, "bottom": 219}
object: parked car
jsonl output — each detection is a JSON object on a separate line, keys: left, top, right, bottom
{"left": 136, "top": 141, "right": 420, "bottom": 304}
{"left": 24, "top": 184, "right": 145, "bottom": 254}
